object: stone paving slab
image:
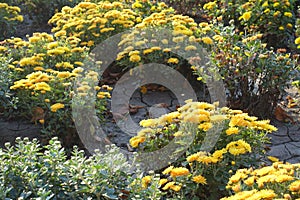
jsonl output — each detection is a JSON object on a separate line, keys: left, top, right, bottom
{"left": 267, "top": 121, "right": 300, "bottom": 163}
{"left": 0, "top": 119, "right": 42, "bottom": 148}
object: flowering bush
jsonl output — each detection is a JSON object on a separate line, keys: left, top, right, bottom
{"left": 0, "top": 33, "right": 111, "bottom": 146}
{"left": 203, "top": 0, "right": 297, "bottom": 49}
{"left": 222, "top": 161, "right": 300, "bottom": 199}
{"left": 1, "top": 0, "right": 82, "bottom": 28}
{"left": 130, "top": 100, "right": 276, "bottom": 199}
{"left": 0, "top": 3, "right": 23, "bottom": 40}
{"left": 48, "top": 0, "right": 170, "bottom": 48}
{"left": 193, "top": 22, "right": 299, "bottom": 117}
{"left": 116, "top": 9, "right": 201, "bottom": 70}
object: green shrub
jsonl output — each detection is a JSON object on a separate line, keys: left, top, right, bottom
{"left": 193, "top": 22, "right": 299, "bottom": 117}
{"left": 0, "top": 33, "right": 110, "bottom": 144}
{"left": 0, "top": 137, "right": 167, "bottom": 199}
{"left": 0, "top": 3, "right": 23, "bottom": 41}
{"left": 202, "top": 0, "right": 297, "bottom": 49}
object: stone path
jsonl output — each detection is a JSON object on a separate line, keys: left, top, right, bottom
{"left": 266, "top": 120, "right": 300, "bottom": 164}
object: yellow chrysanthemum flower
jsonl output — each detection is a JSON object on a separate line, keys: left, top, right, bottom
{"left": 192, "top": 175, "right": 207, "bottom": 185}
{"left": 201, "top": 36, "right": 214, "bottom": 45}
{"left": 50, "top": 103, "right": 65, "bottom": 112}
{"left": 170, "top": 167, "right": 190, "bottom": 177}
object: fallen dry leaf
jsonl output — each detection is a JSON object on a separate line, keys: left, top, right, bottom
{"left": 274, "top": 105, "right": 295, "bottom": 124}
{"left": 129, "top": 104, "right": 145, "bottom": 114}
{"left": 287, "top": 95, "right": 297, "bottom": 108}
{"left": 31, "top": 107, "right": 45, "bottom": 124}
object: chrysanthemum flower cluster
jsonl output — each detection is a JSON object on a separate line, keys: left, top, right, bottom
{"left": 131, "top": 100, "right": 276, "bottom": 198}
{"left": 223, "top": 162, "right": 300, "bottom": 199}
{"left": 0, "top": 3, "right": 23, "bottom": 40}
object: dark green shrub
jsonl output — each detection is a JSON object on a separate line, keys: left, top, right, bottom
{"left": 0, "top": 137, "right": 132, "bottom": 199}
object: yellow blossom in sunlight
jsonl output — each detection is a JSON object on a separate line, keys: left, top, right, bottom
{"left": 167, "top": 58, "right": 179, "bottom": 64}
{"left": 97, "top": 91, "right": 111, "bottom": 99}
{"left": 251, "top": 120, "right": 277, "bottom": 132}
{"left": 229, "top": 114, "right": 250, "bottom": 127}
{"left": 56, "top": 71, "right": 72, "bottom": 79}
{"left": 268, "top": 156, "right": 279, "bottom": 162}
{"left": 203, "top": 2, "right": 217, "bottom": 10}
{"left": 173, "top": 36, "right": 185, "bottom": 43}
{"left": 151, "top": 46, "right": 161, "bottom": 51}
{"left": 100, "top": 27, "right": 115, "bottom": 33}
{"left": 141, "top": 176, "right": 151, "bottom": 189}
{"left": 289, "top": 180, "right": 300, "bottom": 192}
{"left": 54, "top": 30, "right": 67, "bottom": 37}
{"left": 211, "top": 148, "right": 227, "bottom": 160}
{"left": 198, "top": 122, "right": 212, "bottom": 131}
{"left": 202, "top": 36, "right": 213, "bottom": 45}
{"left": 295, "top": 37, "right": 300, "bottom": 45}
{"left": 244, "top": 176, "right": 255, "bottom": 187}
{"left": 253, "top": 189, "right": 277, "bottom": 199}
{"left": 185, "top": 45, "right": 197, "bottom": 51}
{"left": 239, "top": 11, "right": 251, "bottom": 21}
{"left": 162, "top": 181, "right": 175, "bottom": 190}
{"left": 72, "top": 67, "right": 84, "bottom": 74}
{"left": 226, "top": 140, "right": 251, "bottom": 156}
{"left": 197, "top": 155, "right": 218, "bottom": 165}
{"left": 143, "top": 49, "right": 154, "bottom": 54}
{"left": 226, "top": 127, "right": 239, "bottom": 135}
{"left": 170, "top": 184, "right": 181, "bottom": 192}
{"left": 33, "top": 67, "right": 44, "bottom": 71}
{"left": 262, "top": 1, "right": 268, "bottom": 7}
{"left": 139, "top": 119, "right": 157, "bottom": 127}
{"left": 129, "top": 54, "right": 141, "bottom": 62}
{"left": 210, "top": 114, "right": 227, "bottom": 122}
{"left": 170, "top": 167, "right": 190, "bottom": 177}
{"left": 74, "top": 61, "right": 84, "bottom": 66}
{"left": 275, "top": 175, "right": 294, "bottom": 183}
{"left": 192, "top": 175, "right": 207, "bottom": 185}
{"left": 162, "top": 166, "right": 174, "bottom": 175}
{"left": 50, "top": 103, "right": 65, "bottom": 112}
{"left": 159, "top": 178, "right": 168, "bottom": 186}
{"left": 129, "top": 136, "right": 146, "bottom": 148}
{"left": 0, "top": 46, "right": 7, "bottom": 51}
{"left": 33, "top": 82, "right": 51, "bottom": 92}
{"left": 284, "top": 12, "right": 293, "bottom": 18}
{"left": 47, "top": 42, "right": 58, "bottom": 49}
{"left": 187, "top": 152, "right": 203, "bottom": 162}
{"left": 273, "top": 11, "right": 281, "bottom": 17}
{"left": 135, "top": 40, "right": 146, "bottom": 46}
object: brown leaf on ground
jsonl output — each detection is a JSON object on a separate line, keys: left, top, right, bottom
{"left": 140, "top": 86, "right": 147, "bottom": 94}
{"left": 129, "top": 104, "right": 145, "bottom": 114}
{"left": 274, "top": 105, "right": 295, "bottom": 124}
{"left": 287, "top": 95, "right": 297, "bottom": 108}
{"left": 30, "top": 107, "right": 45, "bottom": 124}
{"left": 152, "top": 103, "right": 169, "bottom": 108}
